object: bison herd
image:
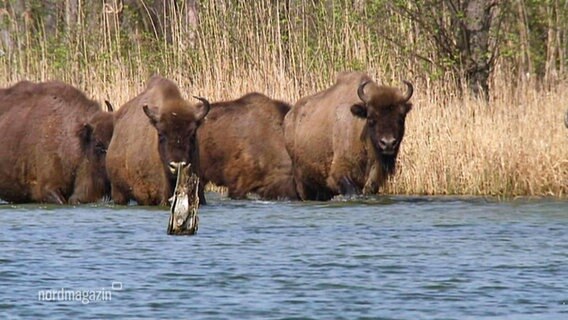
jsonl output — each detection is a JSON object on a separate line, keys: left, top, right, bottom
{"left": 0, "top": 72, "right": 414, "bottom": 206}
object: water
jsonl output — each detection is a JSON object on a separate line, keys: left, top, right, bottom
{"left": 1, "top": 193, "right": 567, "bottom": 319}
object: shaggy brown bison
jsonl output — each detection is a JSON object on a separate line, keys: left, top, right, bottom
{"left": 106, "top": 76, "right": 210, "bottom": 206}
{"left": 197, "top": 93, "right": 298, "bottom": 200}
{"left": 284, "top": 71, "right": 414, "bottom": 200}
{"left": 0, "top": 80, "right": 114, "bottom": 204}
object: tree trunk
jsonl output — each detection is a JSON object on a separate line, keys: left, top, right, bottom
{"left": 517, "top": 0, "right": 532, "bottom": 79}
{"left": 167, "top": 163, "right": 200, "bottom": 236}
{"left": 544, "top": 0, "right": 560, "bottom": 87}
{"left": 65, "top": 0, "right": 78, "bottom": 29}
{"left": 0, "top": 2, "right": 15, "bottom": 54}
{"left": 184, "top": 0, "right": 199, "bottom": 48}
{"left": 462, "top": 0, "right": 494, "bottom": 99}
{"left": 39, "top": 0, "right": 61, "bottom": 37}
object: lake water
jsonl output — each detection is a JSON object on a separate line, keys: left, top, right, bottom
{"left": 1, "top": 193, "right": 567, "bottom": 319}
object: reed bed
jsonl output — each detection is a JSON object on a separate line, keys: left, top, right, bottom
{"left": 0, "top": 1, "right": 566, "bottom": 198}
{"left": 388, "top": 79, "right": 568, "bottom": 198}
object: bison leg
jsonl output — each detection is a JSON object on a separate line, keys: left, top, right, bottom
{"left": 68, "top": 194, "right": 82, "bottom": 205}
{"left": 198, "top": 180, "right": 207, "bottom": 205}
{"left": 32, "top": 183, "right": 66, "bottom": 204}
{"left": 296, "top": 179, "right": 333, "bottom": 201}
{"left": 294, "top": 178, "right": 312, "bottom": 201}
{"left": 111, "top": 183, "right": 129, "bottom": 205}
{"left": 295, "top": 185, "right": 306, "bottom": 200}
{"left": 362, "top": 163, "right": 379, "bottom": 195}
{"left": 327, "top": 170, "right": 361, "bottom": 196}
{"left": 291, "top": 165, "right": 333, "bottom": 201}
{"left": 293, "top": 168, "right": 315, "bottom": 200}
{"left": 45, "top": 188, "right": 66, "bottom": 205}
{"left": 227, "top": 185, "right": 248, "bottom": 200}
{"left": 338, "top": 176, "right": 361, "bottom": 195}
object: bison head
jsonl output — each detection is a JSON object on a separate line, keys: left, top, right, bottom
{"left": 350, "top": 80, "right": 413, "bottom": 168}
{"left": 70, "top": 108, "right": 115, "bottom": 204}
{"left": 143, "top": 96, "right": 210, "bottom": 176}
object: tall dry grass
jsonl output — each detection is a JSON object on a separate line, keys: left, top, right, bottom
{"left": 0, "top": 1, "right": 566, "bottom": 198}
{"left": 388, "top": 77, "right": 568, "bottom": 198}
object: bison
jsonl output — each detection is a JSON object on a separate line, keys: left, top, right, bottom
{"left": 106, "top": 76, "right": 210, "bottom": 206}
{"left": 284, "top": 71, "right": 414, "bottom": 200}
{"left": 0, "top": 80, "right": 114, "bottom": 204}
{"left": 197, "top": 93, "right": 298, "bottom": 200}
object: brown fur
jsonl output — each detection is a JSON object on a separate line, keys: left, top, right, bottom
{"left": 284, "top": 71, "right": 414, "bottom": 200}
{"left": 197, "top": 93, "right": 298, "bottom": 200}
{"left": 106, "top": 76, "right": 209, "bottom": 206}
{"left": 0, "top": 80, "right": 114, "bottom": 204}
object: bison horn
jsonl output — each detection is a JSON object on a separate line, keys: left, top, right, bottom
{"left": 193, "top": 96, "right": 211, "bottom": 121}
{"left": 357, "top": 80, "right": 371, "bottom": 103}
{"left": 402, "top": 80, "right": 414, "bottom": 102}
{"left": 104, "top": 100, "right": 114, "bottom": 112}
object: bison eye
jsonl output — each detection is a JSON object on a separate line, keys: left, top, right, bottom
{"left": 158, "top": 133, "right": 166, "bottom": 143}
{"left": 368, "top": 119, "right": 376, "bottom": 127}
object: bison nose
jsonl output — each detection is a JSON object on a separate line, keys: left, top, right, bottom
{"left": 169, "top": 161, "right": 187, "bottom": 174}
{"left": 378, "top": 137, "right": 398, "bottom": 151}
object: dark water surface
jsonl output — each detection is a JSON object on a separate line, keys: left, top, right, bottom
{"left": 1, "top": 194, "right": 567, "bottom": 319}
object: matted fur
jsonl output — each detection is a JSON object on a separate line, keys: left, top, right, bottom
{"left": 0, "top": 80, "right": 114, "bottom": 204}
{"left": 198, "top": 93, "right": 297, "bottom": 200}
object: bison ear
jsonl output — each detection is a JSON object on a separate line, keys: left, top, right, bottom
{"left": 400, "top": 102, "right": 413, "bottom": 114}
{"left": 142, "top": 105, "right": 159, "bottom": 126}
{"left": 350, "top": 103, "right": 367, "bottom": 119}
{"left": 77, "top": 123, "right": 93, "bottom": 149}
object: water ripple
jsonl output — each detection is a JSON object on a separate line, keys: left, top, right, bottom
{"left": 0, "top": 195, "right": 567, "bottom": 319}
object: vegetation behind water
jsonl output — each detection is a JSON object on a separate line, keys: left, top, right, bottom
{"left": 0, "top": 0, "right": 566, "bottom": 198}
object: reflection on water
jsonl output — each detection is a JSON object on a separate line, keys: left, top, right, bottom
{"left": 0, "top": 193, "right": 567, "bottom": 319}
